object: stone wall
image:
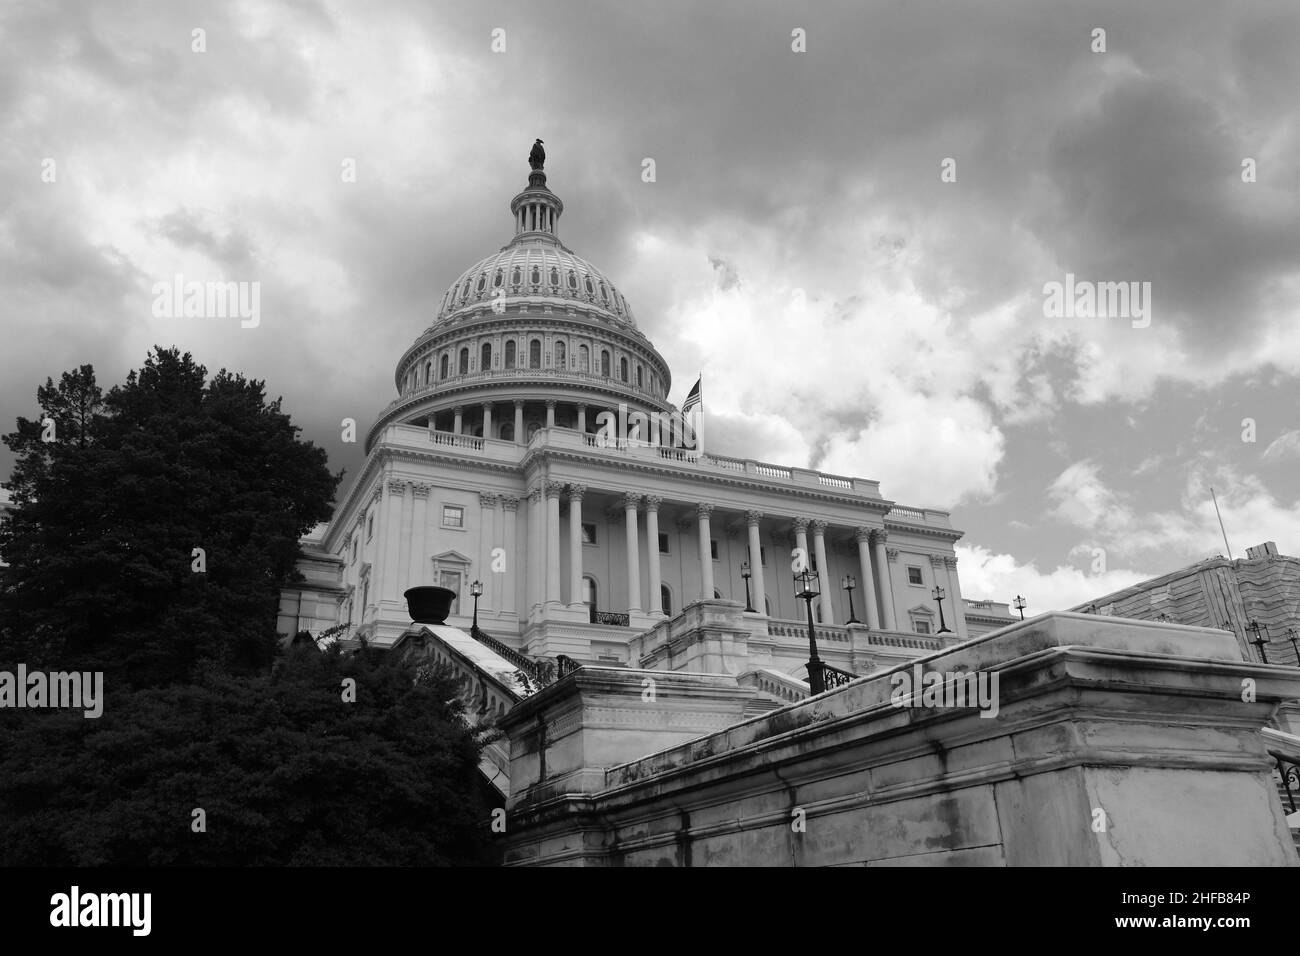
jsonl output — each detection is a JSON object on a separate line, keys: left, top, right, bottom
{"left": 499, "top": 612, "right": 1300, "bottom": 866}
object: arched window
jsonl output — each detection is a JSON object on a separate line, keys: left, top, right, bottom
{"left": 661, "top": 585, "right": 672, "bottom": 617}
{"left": 458, "top": 348, "right": 469, "bottom": 374}
{"left": 476, "top": 274, "right": 486, "bottom": 292}
{"left": 636, "top": 365, "right": 643, "bottom": 387}
{"left": 481, "top": 342, "right": 492, "bottom": 371}
{"left": 568, "top": 270, "right": 577, "bottom": 289}
{"left": 511, "top": 266, "right": 522, "bottom": 287}
{"left": 579, "top": 345, "right": 589, "bottom": 372}
{"left": 505, "top": 341, "right": 516, "bottom": 369}
{"left": 601, "top": 350, "right": 610, "bottom": 377}
{"left": 531, "top": 265, "right": 541, "bottom": 285}
{"left": 494, "top": 269, "right": 503, "bottom": 288}
{"left": 584, "top": 276, "right": 594, "bottom": 295}
{"left": 620, "top": 357, "right": 628, "bottom": 382}
{"left": 529, "top": 339, "right": 541, "bottom": 369}
{"left": 550, "top": 267, "right": 559, "bottom": 286}
{"left": 439, "top": 354, "right": 449, "bottom": 379}
{"left": 582, "top": 576, "right": 598, "bottom": 618}
{"left": 424, "top": 360, "right": 431, "bottom": 385}
{"left": 555, "top": 340, "right": 566, "bottom": 369}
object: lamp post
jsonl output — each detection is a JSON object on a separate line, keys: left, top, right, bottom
{"left": 932, "top": 585, "right": 952, "bottom": 634}
{"left": 1246, "top": 619, "right": 1271, "bottom": 664}
{"left": 470, "top": 579, "right": 483, "bottom": 635}
{"left": 741, "top": 561, "right": 755, "bottom": 612}
{"left": 1013, "top": 595, "right": 1027, "bottom": 621}
{"left": 1285, "top": 627, "right": 1300, "bottom": 665}
{"left": 842, "top": 574, "right": 860, "bottom": 624}
{"left": 795, "top": 569, "right": 825, "bottom": 694}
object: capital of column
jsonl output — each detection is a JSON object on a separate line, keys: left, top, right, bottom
{"left": 746, "top": 509, "right": 763, "bottom": 527}
{"left": 370, "top": 486, "right": 383, "bottom": 504}
{"left": 412, "top": 483, "right": 432, "bottom": 498}
{"left": 810, "top": 519, "right": 828, "bottom": 535}
{"left": 929, "top": 554, "right": 947, "bottom": 568}
{"left": 697, "top": 502, "right": 714, "bottom": 519}
{"left": 527, "top": 487, "right": 543, "bottom": 504}
{"left": 945, "top": 555, "right": 959, "bottom": 569}
{"left": 792, "top": 517, "right": 810, "bottom": 534}
{"left": 886, "top": 548, "right": 900, "bottom": 562}
{"left": 452, "top": 405, "right": 463, "bottom": 415}
{"left": 568, "top": 483, "right": 587, "bottom": 501}
{"left": 545, "top": 399, "right": 557, "bottom": 410}
{"left": 624, "top": 493, "right": 643, "bottom": 511}
{"left": 544, "top": 480, "right": 566, "bottom": 499}
{"left": 514, "top": 399, "right": 525, "bottom": 410}
{"left": 870, "top": 528, "right": 889, "bottom": 545}
{"left": 854, "top": 526, "right": 873, "bottom": 543}
{"left": 386, "top": 478, "right": 407, "bottom": 494}
{"left": 478, "top": 491, "right": 497, "bottom": 506}
{"left": 500, "top": 495, "right": 520, "bottom": 512}
{"left": 644, "top": 494, "right": 662, "bottom": 513}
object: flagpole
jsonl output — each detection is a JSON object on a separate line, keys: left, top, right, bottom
{"left": 695, "top": 371, "right": 704, "bottom": 456}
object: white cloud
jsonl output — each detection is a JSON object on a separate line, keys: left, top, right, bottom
{"left": 956, "top": 543, "right": 1151, "bottom": 612}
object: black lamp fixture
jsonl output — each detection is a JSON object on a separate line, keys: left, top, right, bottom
{"left": 794, "top": 568, "right": 824, "bottom": 694}
{"left": 1285, "top": 627, "right": 1300, "bottom": 665}
{"left": 1246, "top": 619, "right": 1271, "bottom": 664}
{"left": 1013, "top": 595, "right": 1027, "bottom": 621}
{"left": 932, "top": 584, "right": 952, "bottom": 634}
{"left": 470, "top": 579, "right": 484, "bottom": 634}
{"left": 842, "top": 574, "right": 860, "bottom": 624}
{"left": 741, "top": 561, "right": 755, "bottom": 612}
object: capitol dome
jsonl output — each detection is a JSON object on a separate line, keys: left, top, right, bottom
{"left": 367, "top": 153, "right": 674, "bottom": 452}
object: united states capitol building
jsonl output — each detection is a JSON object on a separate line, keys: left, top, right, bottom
{"left": 279, "top": 148, "right": 1016, "bottom": 684}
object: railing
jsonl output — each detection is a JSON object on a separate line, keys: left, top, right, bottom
{"left": 556, "top": 654, "right": 582, "bottom": 679}
{"left": 812, "top": 661, "right": 858, "bottom": 690}
{"left": 590, "top": 609, "right": 631, "bottom": 627}
{"left": 431, "top": 430, "right": 485, "bottom": 451}
{"left": 888, "top": 507, "right": 926, "bottom": 520}
{"left": 754, "top": 463, "right": 792, "bottom": 479}
{"left": 768, "top": 622, "right": 851, "bottom": 644}
{"left": 818, "top": 474, "right": 853, "bottom": 490}
{"left": 737, "top": 668, "right": 809, "bottom": 703}
{"left": 1276, "top": 754, "right": 1300, "bottom": 815}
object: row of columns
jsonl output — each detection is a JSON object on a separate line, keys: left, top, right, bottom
{"left": 522, "top": 486, "right": 966, "bottom": 638}
{"left": 442, "top": 399, "right": 574, "bottom": 440}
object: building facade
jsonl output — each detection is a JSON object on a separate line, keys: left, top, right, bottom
{"left": 279, "top": 155, "right": 1015, "bottom": 677}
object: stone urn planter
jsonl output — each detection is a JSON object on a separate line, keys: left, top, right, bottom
{"left": 404, "top": 586, "right": 457, "bottom": 625}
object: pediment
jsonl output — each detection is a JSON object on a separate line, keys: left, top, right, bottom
{"left": 431, "top": 550, "right": 473, "bottom": 565}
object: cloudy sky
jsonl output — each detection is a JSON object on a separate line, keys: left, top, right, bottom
{"left": 3, "top": 0, "right": 1299, "bottom": 612}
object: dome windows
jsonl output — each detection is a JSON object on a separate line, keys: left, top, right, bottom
{"left": 555, "top": 340, "right": 566, "bottom": 369}
{"left": 511, "top": 266, "right": 522, "bottom": 287}
{"left": 458, "top": 348, "right": 469, "bottom": 374}
{"left": 531, "top": 265, "right": 541, "bottom": 286}
{"left": 550, "top": 267, "right": 559, "bottom": 286}
{"left": 579, "top": 344, "right": 589, "bottom": 372}
{"left": 584, "top": 276, "right": 594, "bottom": 295}
{"left": 568, "top": 270, "right": 577, "bottom": 290}
{"left": 620, "top": 357, "right": 628, "bottom": 382}
{"left": 494, "top": 269, "right": 503, "bottom": 288}
{"left": 504, "top": 340, "right": 516, "bottom": 369}
{"left": 476, "top": 274, "right": 486, "bottom": 293}
{"left": 600, "top": 350, "right": 610, "bottom": 377}
{"left": 439, "top": 353, "right": 449, "bottom": 379}
{"left": 481, "top": 342, "right": 492, "bottom": 371}
{"left": 529, "top": 339, "right": 541, "bottom": 369}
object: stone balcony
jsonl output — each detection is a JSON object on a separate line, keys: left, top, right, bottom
{"left": 373, "top": 423, "right": 901, "bottom": 503}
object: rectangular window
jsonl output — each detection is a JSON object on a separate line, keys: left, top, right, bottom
{"left": 914, "top": 620, "right": 931, "bottom": 635}
{"left": 367, "top": 514, "right": 374, "bottom": 540}
{"left": 351, "top": 538, "right": 358, "bottom": 564}
{"left": 582, "top": 522, "right": 596, "bottom": 544}
{"left": 442, "top": 505, "right": 465, "bottom": 529}
{"left": 907, "top": 565, "right": 924, "bottom": 586}
{"left": 710, "top": 539, "right": 719, "bottom": 560}
{"left": 658, "top": 533, "right": 669, "bottom": 554}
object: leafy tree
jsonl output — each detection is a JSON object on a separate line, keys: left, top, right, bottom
{"left": 0, "top": 347, "right": 339, "bottom": 687}
{"left": 0, "top": 645, "right": 496, "bottom": 866}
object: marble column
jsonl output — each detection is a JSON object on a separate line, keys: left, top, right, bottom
{"left": 482, "top": 403, "right": 493, "bottom": 440}
{"left": 453, "top": 406, "right": 463, "bottom": 435}
{"left": 545, "top": 480, "right": 564, "bottom": 605}
{"left": 381, "top": 478, "right": 406, "bottom": 601}
{"left": 945, "top": 555, "right": 969, "bottom": 641}
{"left": 793, "top": 517, "right": 810, "bottom": 579}
{"left": 872, "top": 529, "right": 897, "bottom": 630}
{"left": 624, "top": 493, "right": 642, "bottom": 612}
{"left": 645, "top": 496, "right": 663, "bottom": 615}
{"left": 478, "top": 491, "right": 496, "bottom": 607}
{"left": 746, "top": 511, "right": 767, "bottom": 615}
{"left": 697, "top": 503, "right": 715, "bottom": 601}
{"left": 514, "top": 401, "right": 524, "bottom": 443}
{"left": 568, "top": 484, "right": 586, "bottom": 605}
{"left": 577, "top": 404, "right": 587, "bottom": 433}
{"left": 545, "top": 399, "right": 557, "bottom": 429}
{"left": 853, "top": 527, "right": 881, "bottom": 629}
{"left": 500, "top": 495, "right": 519, "bottom": 613}
{"left": 811, "top": 519, "right": 834, "bottom": 624}
{"left": 409, "top": 483, "right": 431, "bottom": 589}
{"left": 527, "top": 487, "right": 543, "bottom": 612}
